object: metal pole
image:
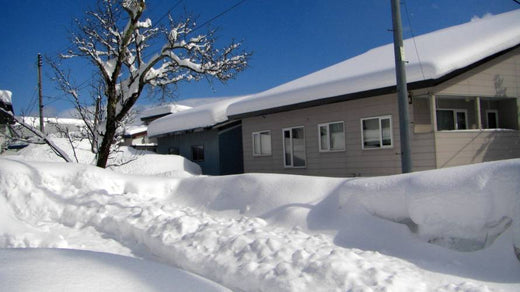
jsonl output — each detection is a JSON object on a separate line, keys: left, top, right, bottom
{"left": 37, "top": 53, "right": 44, "bottom": 133}
{"left": 390, "top": 0, "right": 412, "bottom": 173}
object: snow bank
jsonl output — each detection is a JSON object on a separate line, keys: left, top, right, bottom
{"left": 10, "top": 138, "right": 201, "bottom": 176}
{"left": 0, "top": 248, "right": 230, "bottom": 292}
{"left": 0, "top": 157, "right": 519, "bottom": 291}
{"left": 227, "top": 9, "right": 520, "bottom": 116}
{"left": 109, "top": 151, "right": 202, "bottom": 177}
{"left": 147, "top": 95, "right": 249, "bottom": 137}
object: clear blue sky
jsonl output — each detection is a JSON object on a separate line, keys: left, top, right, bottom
{"left": 1, "top": 0, "right": 518, "bottom": 116}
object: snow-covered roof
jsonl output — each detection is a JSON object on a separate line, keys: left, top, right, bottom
{"left": 0, "top": 90, "right": 12, "bottom": 105}
{"left": 228, "top": 9, "right": 520, "bottom": 117}
{"left": 124, "top": 125, "right": 148, "bottom": 136}
{"left": 148, "top": 96, "right": 250, "bottom": 137}
{"left": 18, "top": 116, "right": 86, "bottom": 127}
{"left": 140, "top": 103, "right": 192, "bottom": 120}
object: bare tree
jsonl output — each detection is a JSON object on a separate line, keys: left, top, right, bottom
{"left": 59, "top": 0, "right": 250, "bottom": 168}
{"left": 48, "top": 59, "right": 103, "bottom": 155}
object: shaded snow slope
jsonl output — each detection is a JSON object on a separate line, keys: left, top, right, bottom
{"left": 227, "top": 9, "right": 520, "bottom": 116}
{"left": 0, "top": 157, "right": 519, "bottom": 291}
{"left": 0, "top": 248, "right": 230, "bottom": 292}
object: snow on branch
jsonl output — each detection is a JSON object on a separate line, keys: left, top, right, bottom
{"left": 58, "top": 0, "right": 250, "bottom": 167}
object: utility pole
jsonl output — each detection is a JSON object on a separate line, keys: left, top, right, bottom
{"left": 37, "top": 53, "right": 44, "bottom": 133}
{"left": 390, "top": 0, "right": 412, "bottom": 173}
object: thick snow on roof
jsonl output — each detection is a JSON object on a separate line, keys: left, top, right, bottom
{"left": 124, "top": 124, "right": 148, "bottom": 136}
{"left": 228, "top": 9, "right": 520, "bottom": 117}
{"left": 0, "top": 90, "right": 12, "bottom": 105}
{"left": 148, "top": 96, "right": 249, "bottom": 137}
{"left": 140, "top": 103, "right": 192, "bottom": 119}
{"left": 18, "top": 116, "right": 86, "bottom": 127}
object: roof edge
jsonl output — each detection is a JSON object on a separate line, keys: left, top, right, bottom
{"left": 229, "top": 44, "right": 520, "bottom": 119}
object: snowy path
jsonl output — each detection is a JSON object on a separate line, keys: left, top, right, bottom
{"left": 1, "top": 157, "right": 520, "bottom": 291}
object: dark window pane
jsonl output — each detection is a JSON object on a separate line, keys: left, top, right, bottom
{"left": 437, "top": 110, "right": 455, "bottom": 130}
{"left": 191, "top": 145, "right": 204, "bottom": 162}
{"left": 456, "top": 112, "right": 466, "bottom": 130}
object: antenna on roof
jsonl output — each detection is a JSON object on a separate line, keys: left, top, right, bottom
{"left": 390, "top": 0, "right": 412, "bottom": 173}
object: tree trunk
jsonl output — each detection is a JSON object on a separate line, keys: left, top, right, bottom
{"left": 96, "top": 119, "right": 116, "bottom": 168}
{"left": 96, "top": 88, "right": 118, "bottom": 168}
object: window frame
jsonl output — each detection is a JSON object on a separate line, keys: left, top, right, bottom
{"left": 485, "top": 109, "right": 499, "bottom": 129}
{"left": 360, "top": 115, "right": 393, "bottom": 150}
{"left": 282, "top": 126, "right": 307, "bottom": 168}
{"left": 252, "top": 130, "right": 272, "bottom": 156}
{"left": 318, "top": 121, "right": 346, "bottom": 152}
{"left": 191, "top": 145, "right": 205, "bottom": 162}
{"left": 436, "top": 108, "right": 468, "bottom": 130}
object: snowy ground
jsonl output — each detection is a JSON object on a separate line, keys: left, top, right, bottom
{"left": 1, "top": 141, "right": 519, "bottom": 291}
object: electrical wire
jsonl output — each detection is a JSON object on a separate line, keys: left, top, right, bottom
{"left": 402, "top": 0, "right": 426, "bottom": 81}
{"left": 191, "top": 0, "right": 248, "bottom": 34}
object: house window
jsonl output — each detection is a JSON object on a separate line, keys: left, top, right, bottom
{"left": 436, "top": 109, "right": 467, "bottom": 130}
{"left": 252, "top": 131, "right": 272, "bottom": 156}
{"left": 283, "top": 126, "right": 306, "bottom": 168}
{"left": 361, "top": 116, "right": 392, "bottom": 149}
{"left": 169, "top": 147, "right": 179, "bottom": 155}
{"left": 318, "top": 121, "right": 345, "bottom": 152}
{"left": 486, "top": 110, "right": 498, "bottom": 129}
{"left": 191, "top": 145, "right": 204, "bottom": 162}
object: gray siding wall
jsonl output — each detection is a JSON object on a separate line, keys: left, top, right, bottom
{"left": 157, "top": 129, "right": 220, "bottom": 175}
{"left": 435, "top": 131, "right": 520, "bottom": 168}
{"left": 241, "top": 47, "right": 520, "bottom": 177}
{"left": 242, "top": 94, "right": 424, "bottom": 177}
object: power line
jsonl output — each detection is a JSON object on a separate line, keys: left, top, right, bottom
{"left": 402, "top": 0, "right": 426, "bottom": 81}
{"left": 152, "top": 0, "right": 185, "bottom": 28}
{"left": 191, "top": 0, "right": 248, "bottom": 34}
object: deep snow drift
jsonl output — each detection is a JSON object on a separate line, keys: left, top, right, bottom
{"left": 0, "top": 148, "right": 519, "bottom": 291}
{"left": 0, "top": 248, "right": 230, "bottom": 292}
{"left": 8, "top": 138, "right": 202, "bottom": 176}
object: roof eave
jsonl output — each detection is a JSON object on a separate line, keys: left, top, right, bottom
{"left": 229, "top": 43, "right": 520, "bottom": 120}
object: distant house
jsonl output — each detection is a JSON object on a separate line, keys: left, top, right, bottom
{"left": 227, "top": 9, "right": 520, "bottom": 177}
{"left": 122, "top": 103, "right": 191, "bottom": 151}
{"left": 14, "top": 116, "right": 87, "bottom": 139}
{"left": 148, "top": 96, "right": 248, "bottom": 175}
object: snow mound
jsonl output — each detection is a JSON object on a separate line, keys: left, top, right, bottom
{"left": 109, "top": 152, "right": 202, "bottom": 177}
{"left": 0, "top": 157, "right": 519, "bottom": 291}
{"left": 10, "top": 138, "right": 201, "bottom": 177}
{"left": 0, "top": 248, "right": 230, "bottom": 292}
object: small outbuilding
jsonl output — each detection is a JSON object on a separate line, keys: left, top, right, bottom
{"left": 148, "top": 96, "right": 248, "bottom": 175}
